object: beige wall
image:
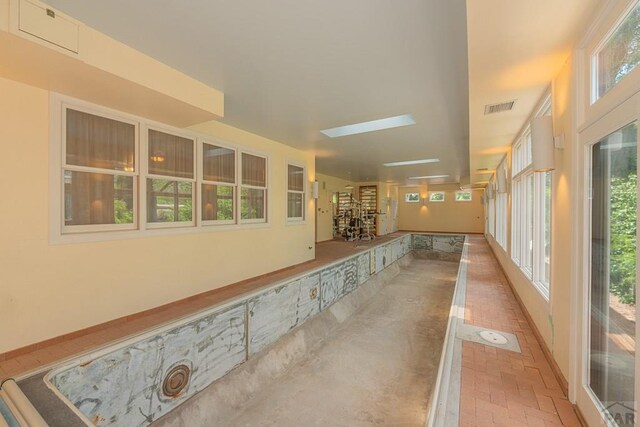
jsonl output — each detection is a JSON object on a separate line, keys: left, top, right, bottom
{"left": 397, "top": 185, "right": 485, "bottom": 233}
{"left": 485, "top": 57, "right": 574, "bottom": 379}
{"left": 0, "top": 76, "right": 315, "bottom": 354}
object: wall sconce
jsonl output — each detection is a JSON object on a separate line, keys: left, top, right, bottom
{"left": 496, "top": 168, "right": 507, "bottom": 193}
{"left": 531, "top": 116, "right": 555, "bottom": 172}
{"left": 422, "top": 197, "right": 427, "bottom": 206}
{"left": 311, "top": 181, "right": 319, "bottom": 199}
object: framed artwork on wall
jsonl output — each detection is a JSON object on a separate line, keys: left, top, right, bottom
{"left": 405, "top": 192, "right": 420, "bottom": 202}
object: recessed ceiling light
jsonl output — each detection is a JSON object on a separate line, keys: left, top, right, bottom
{"left": 383, "top": 158, "right": 440, "bottom": 167}
{"left": 408, "top": 175, "right": 449, "bottom": 180}
{"left": 321, "top": 114, "right": 415, "bottom": 138}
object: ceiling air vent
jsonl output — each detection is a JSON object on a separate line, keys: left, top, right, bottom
{"left": 484, "top": 100, "right": 515, "bottom": 115}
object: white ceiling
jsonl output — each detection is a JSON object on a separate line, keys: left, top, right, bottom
{"left": 42, "top": 0, "right": 602, "bottom": 186}
{"left": 467, "top": 0, "right": 601, "bottom": 181}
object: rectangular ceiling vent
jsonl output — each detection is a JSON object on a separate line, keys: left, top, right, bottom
{"left": 484, "top": 100, "right": 515, "bottom": 115}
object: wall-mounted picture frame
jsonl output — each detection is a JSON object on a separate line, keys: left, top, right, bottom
{"left": 455, "top": 190, "right": 472, "bottom": 202}
{"left": 405, "top": 192, "right": 420, "bottom": 203}
{"left": 429, "top": 191, "right": 445, "bottom": 202}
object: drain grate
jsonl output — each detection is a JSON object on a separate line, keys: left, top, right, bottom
{"left": 479, "top": 330, "right": 508, "bottom": 345}
{"left": 456, "top": 324, "right": 521, "bottom": 353}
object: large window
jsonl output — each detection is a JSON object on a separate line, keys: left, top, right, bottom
{"left": 287, "top": 163, "right": 305, "bottom": 221}
{"left": 488, "top": 184, "right": 495, "bottom": 237}
{"left": 57, "top": 98, "right": 274, "bottom": 237}
{"left": 63, "top": 108, "right": 137, "bottom": 232}
{"left": 594, "top": 1, "right": 640, "bottom": 100}
{"left": 511, "top": 95, "right": 553, "bottom": 299}
{"left": 588, "top": 122, "right": 636, "bottom": 423}
{"left": 146, "top": 128, "right": 195, "bottom": 227}
{"left": 201, "top": 142, "right": 235, "bottom": 224}
{"left": 495, "top": 158, "right": 508, "bottom": 250}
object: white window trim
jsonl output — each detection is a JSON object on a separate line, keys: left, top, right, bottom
{"left": 199, "top": 139, "right": 237, "bottom": 226}
{"left": 590, "top": 0, "right": 640, "bottom": 104}
{"left": 143, "top": 124, "right": 197, "bottom": 230}
{"left": 285, "top": 160, "right": 307, "bottom": 224}
{"left": 59, "top": 101, "right": 140, "bottom": 235}
{"left": 509, "top": 89, "right": 553, "bottom": 301}
{"left": 239, "top": 150, "right": 269, "bottom": 224}
{"left": 49, "top": 93, "right": 278, "bottom": 244}
{"left": 580, "top": 0, "right": 640, "bottom": 130}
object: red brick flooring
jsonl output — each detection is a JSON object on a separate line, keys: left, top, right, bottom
{"left": 459, "top": 236, "right": 581, "bottom": 426}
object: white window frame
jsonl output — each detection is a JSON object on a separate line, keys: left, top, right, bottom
{"left": 143, "top": 124, "right": 197, "bottom": 230}
{"left": 455, "top": 190, "right": 472, "bottom": 202}
{"left": 488, "top": 184, "right": 495, "bottom": 237}
{"left": 239, "top": 150, "right": 269, "bottom": 224}
{"left": 591, "top": 0, "right": 640, "bottom": 104}
{"left": 199, "top": 139, "right": 237, "bottom": 226}
{"left": 286, "top": 160, "right": 306, "bottom": 223}
{"left": 50, "top": 93, "right": 276, "bottom": 244}
{"left": 428, "top": 191, "right": 445, "bottom": 202}
{"left": 581, "top": 0, "right": 640, "bottom": 128}
{"left": 496, "top": 156, "right": 508, "bottom": 251}
{"left": 59, "top": 101, "right": 140, "bottom": 234}
{"left": 510, "top": 91, "right": 552, "bottom": 300}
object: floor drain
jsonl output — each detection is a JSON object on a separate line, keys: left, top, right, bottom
{"left": 479, "top": 330, "right": 508, "bottom": 345}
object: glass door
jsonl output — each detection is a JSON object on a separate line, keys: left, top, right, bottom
{"left": 588, "top": 121, "right": 638, "bottom": 426}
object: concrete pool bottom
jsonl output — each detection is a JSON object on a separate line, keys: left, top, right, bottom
{"left": 154, "top": 255, "right": 459, "bottom": 426}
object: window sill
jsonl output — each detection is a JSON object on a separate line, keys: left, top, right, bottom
{"left": 286, "top": 219, "right": 307, "bottom": 226}
{"left": 51, "top": 221, "right": 272, "bottom": 245}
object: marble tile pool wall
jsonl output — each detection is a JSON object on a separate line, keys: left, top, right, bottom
{"left": 44, "top": 233, "right": 463, "bottom": 427}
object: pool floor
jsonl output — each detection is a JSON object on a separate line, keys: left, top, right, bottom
{"left": 156, "top": 256, "right": 458, "bottom": 426}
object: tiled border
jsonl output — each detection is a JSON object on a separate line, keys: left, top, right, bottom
{"left": 426, "top": 235, "right": 469, "bottom": 427}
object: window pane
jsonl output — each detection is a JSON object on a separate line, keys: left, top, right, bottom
{"left": 597, "top": 3, "right": 640, "bottom": 98}
{"left": 66, "top": 109, "right": 135, "bottom": 171}
{"left": 148, "top": 129, "right": 194, "bottom": 179}
{"left": 543, "top": 172, "right": 552, "bottom": 284}
{"left": 589, "top": 122, "right": 636, "bottom": 424}
{"left": 64, "top": 171, "right": 134, "bottom": 226}
{"left": 202, "top": 184, "right": 234, "bottom": 221}
{"left": 203, "top": 144, "right": 235, "bottom": 183}
{"left": 288, "top": 192, "right": 303, "bottom": 218}
{"left": 512, "top": 178, "right": 521, "bottom": 262}
{"left": 288, "top": 165, "right": 304, "bottom": 192}
{"left": 524, "top": 173, "right": 534, "bottom": 274}
{"left": 525, "top": 132, "right": 532, "bottom": 167}
{"left": 241, "top": 187, "right": 265, "bottom": 220}
{"left": 242, "top": 153, "right": 266, "bottom": 187}
{"left": 147, "top": 179, "right": 192, "bottom": 223}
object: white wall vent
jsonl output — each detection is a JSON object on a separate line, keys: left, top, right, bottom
{"left": 484, "top": 100, "right": 515, "bottom": 115}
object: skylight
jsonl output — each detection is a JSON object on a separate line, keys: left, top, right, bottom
{"left": 321, "top": 114, "right": 416, "bottom": 138}
{"left": 408, "top": 175, "right": 449, "bottom": 180}
{"left": 383, "top": 158, "right": 439, "bottom": 167}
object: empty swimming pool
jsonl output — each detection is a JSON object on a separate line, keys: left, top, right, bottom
{"left": 11, "top": 234, "right": 465, "bottom": 426}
